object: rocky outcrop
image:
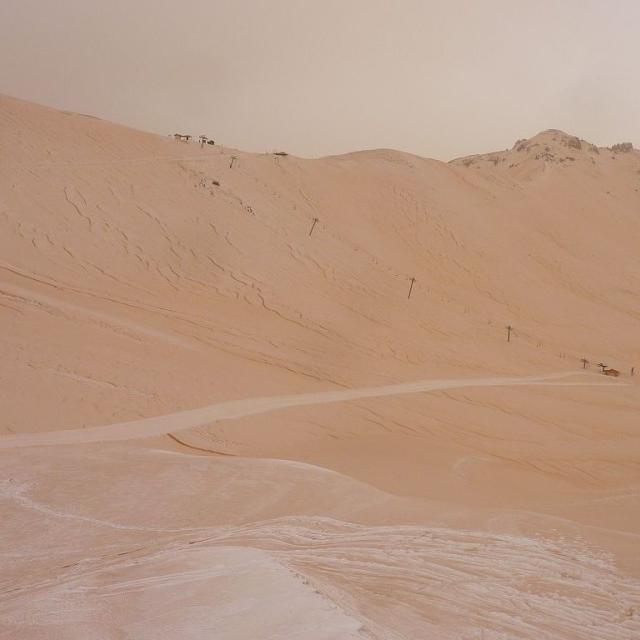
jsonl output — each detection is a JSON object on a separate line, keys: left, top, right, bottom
{"left": 611, "top": 142, "right": 633, "bottom": 153}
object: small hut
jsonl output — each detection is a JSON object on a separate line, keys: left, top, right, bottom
{"left": 603, "top": 368, "right": 620, "bottom": 377}
{"left": 174, "top": 133, "right": 191, "bottom": 142}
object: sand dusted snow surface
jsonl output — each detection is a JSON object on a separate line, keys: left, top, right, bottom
{"left": 1, "top": 96, "right": 640, "bottom": 638}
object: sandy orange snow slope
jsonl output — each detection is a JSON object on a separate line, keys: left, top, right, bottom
{"left": 1, "top": 96, "right": 639, "bottom": 638}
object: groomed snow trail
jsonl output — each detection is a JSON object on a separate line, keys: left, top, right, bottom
{"left": 0, "top": 372, "right": 621, "bottom": 449}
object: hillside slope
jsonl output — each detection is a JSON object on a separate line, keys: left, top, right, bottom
{"left": 1, "top": 96, "right": 639, "bottom": 639}
{"left": 2, "top": 97, "right": 640, "bottom": 431}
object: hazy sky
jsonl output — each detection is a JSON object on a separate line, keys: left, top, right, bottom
{"left": 1, "top": 0, "right": 638, "bottom": 159}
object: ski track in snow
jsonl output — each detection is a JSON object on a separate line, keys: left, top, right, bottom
{"left": 0, "top": 371, "right": 624, "bottom": 449}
